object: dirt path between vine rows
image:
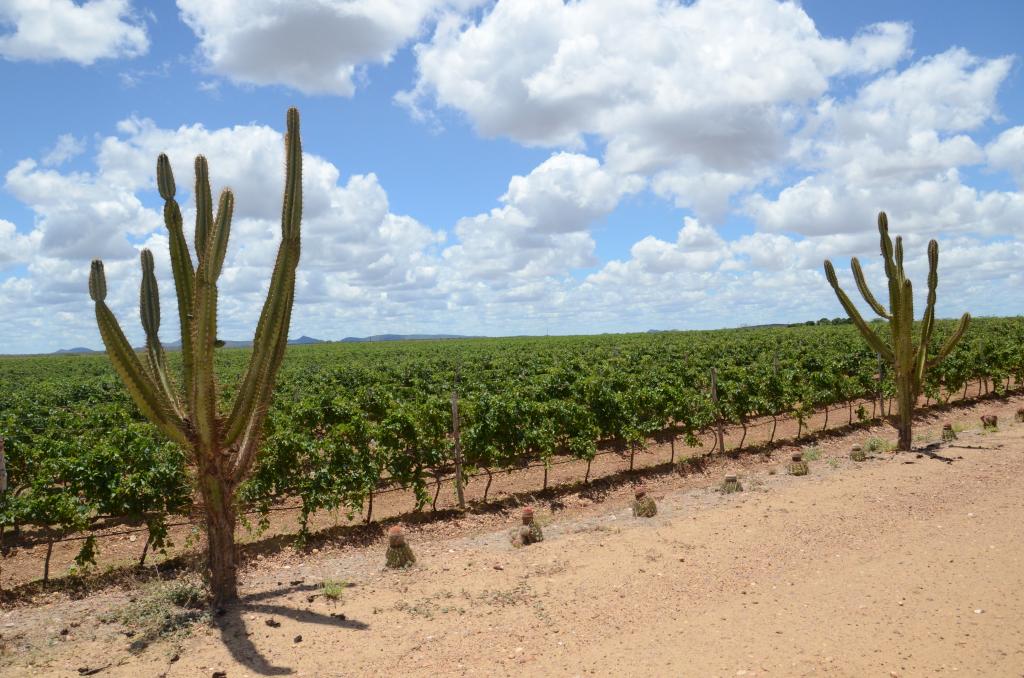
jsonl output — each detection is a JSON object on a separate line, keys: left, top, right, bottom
{"left": 3, "top": 397, "right": 1024, "bottom": 677}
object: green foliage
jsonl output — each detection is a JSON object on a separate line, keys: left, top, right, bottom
{"left": 1, "top": 316, "right": 1022, "bottom": 567}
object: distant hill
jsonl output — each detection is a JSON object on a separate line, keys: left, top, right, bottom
{"left": 52, "top": 336, "right": 328, "bottom": 355}
{"left": 339, "top": 334, "right": 478, "bottom": 343}
{"left": 290, "top": 335, "right": 326, "bottom": 345}
{"left": 163, "top": 339, "right": 253, "bottom": 349}
{"left": 165, "top": 337, "right": 328, "bottom": 349}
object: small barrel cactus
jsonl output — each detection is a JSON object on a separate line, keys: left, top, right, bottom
{"left": 981, "top": 414, "right": 998, "bottom": 430}
{"left": 789, "top": 452, "right": 809, "bottom": 476}
{"left": 511, "top": 507, "right": 544, "bottom": 546}
{"left": 941, "top": 423, "right": 957, "bottom": 442}
{"left": 515, "top": 525, "right": 532, "bottom": 546}
{"left": 1015, "top": 408, "right": 1024, "bottom": 423}
{"left": 631, "top": 486, "right": 657, "bottom": 517}
{"left": 850, "top": 444, "right": 867, "bottom": 462}
{"left": 720, "top": 474, "right": 743, "bottom": 493}
{"left": 385, "top": 525, "right": 416, "bottom": 569}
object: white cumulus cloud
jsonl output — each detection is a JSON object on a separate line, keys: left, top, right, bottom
{"left": 0, "top": 0, "right": 147, "bottom": 65}
{"left": 400, "top": 0, "right": 911, "bottom": 217}
{"left": 177, "top": 0, "right": 484, "bottom": 95}
{"left": 442, "top": 153, "right": 643, "bottom": 288}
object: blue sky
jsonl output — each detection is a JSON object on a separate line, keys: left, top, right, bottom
{"left": 0, "top": 0, "right": 1022, "bottom": 354}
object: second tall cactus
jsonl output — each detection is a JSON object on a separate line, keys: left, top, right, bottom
{"left": 824, "top": 212, "right": 969, "bottom": 450}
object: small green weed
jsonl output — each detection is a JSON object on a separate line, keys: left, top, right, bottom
{"left": 321, "top": 579, "right": 347, "bottom": 601}
{"left": 801, "top": 446, "right": 821, "bottom": 461}
{"left": 865, "top": 437, "right": 894, "bottom": 453}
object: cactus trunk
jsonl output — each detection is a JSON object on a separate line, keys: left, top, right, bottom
{"left": 824, "top": 212, "right": 969, "bottom": 452}
{"left": 201, "top": 468, "right": 238, "bottom": 604}
{"left": 88, "top": 109, "right": 303, "bottom": 605}
{"left": 896, "top": 372, "right": 914, "bottom": 451}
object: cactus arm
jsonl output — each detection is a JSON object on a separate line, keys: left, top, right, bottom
{"left": 206, "top": 190, "right": 234, "bottom": 280}
{"left": 280, "top": 107, "right": 303, "bottom": 241}
{"left": 190, "top": 260, "right": 220, "bottom": 453}
{"left": 824, "top": 260, "right": 894, "bottom": 362}
{"left": 902, "top": 278, "right": 914, "bottom": 337}
{"left": 157, "top": 155, "right": 196, "bottom": 401}
{"left": 224, "top": 237, "right": 299, "bottom": 448}
{"left": 878, "top": 212, "right": 896, "bottom": 281}
{"left": 878, "top": 214, "right": 905, "bottom": 325}
{"left": 926, "top": 313, "right": 971, "bottom": 369}
{"left": 189, "top": 169, "right": 226, "bottom": 454}
{"left": 194, "top": 156, "right": 214, "bottom": 265}
{"left": 139, "top": 249, "right": 181, "bottom": 415}
{"left": 851, "top": 257, "right": 890, "bottom": 319}
{"left": 228, "top": 407, "right": 265, "bottom": 484}
{"left": 228, "top": 319, "right": 290, "bottom": 484}
{"left": 899, "top": 278, "right": 917, "bottom": 392}
{"left": 90, "top": 260, "right": 189, "bottom": 447}
{"left": 224, "top": 108, "right": 302, "bottom": 448}
{"left": 230, "top": 274, "right": 295, "bottom": 483}
{"left": 914, "top": 241, "right": 940, "bottom": 385}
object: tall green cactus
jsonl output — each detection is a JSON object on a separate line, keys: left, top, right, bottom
{"left": 88, "top": 108, "right": 303, "bottom": 604}
{"left": 823, "top": 212, "right": 969, "bottom": 451}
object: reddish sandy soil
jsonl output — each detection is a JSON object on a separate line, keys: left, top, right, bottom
{"left": 1, "top": 395, "right": 1022, "bottom": 677}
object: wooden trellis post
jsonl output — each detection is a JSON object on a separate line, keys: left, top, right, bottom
{"left": 450, "top": 390, "right": 465, "bottom": 509}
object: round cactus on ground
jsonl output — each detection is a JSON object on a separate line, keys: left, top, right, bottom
{"left": 941, "top": 423, "right": 957, "bottom": 442}
{"left": 385, "top": 525, "right": 416, "bottom": 569}
{"left": 850, "top": 444, "right": 867, "bottom": 462}
{"left": 1015, "top": 408, "right": 1024, "bottom": 423}
{"left": 511, "top": 507, "right": 544, "bottom": 546}
{"left": 720, "top": 474, "right": 743, "bottom": 493}
{"left": 981, "top": 415, "right": 998, "bottom": 429}
{"left": 789, "top": 452, "right": 809, "bottom": 476}
{"left": 632, "top": 486, "right": 658, "bottom": 517}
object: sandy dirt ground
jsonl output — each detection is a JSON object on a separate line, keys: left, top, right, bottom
{"left": 2, "top": 396, "right": 1023, "bottom": 677}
